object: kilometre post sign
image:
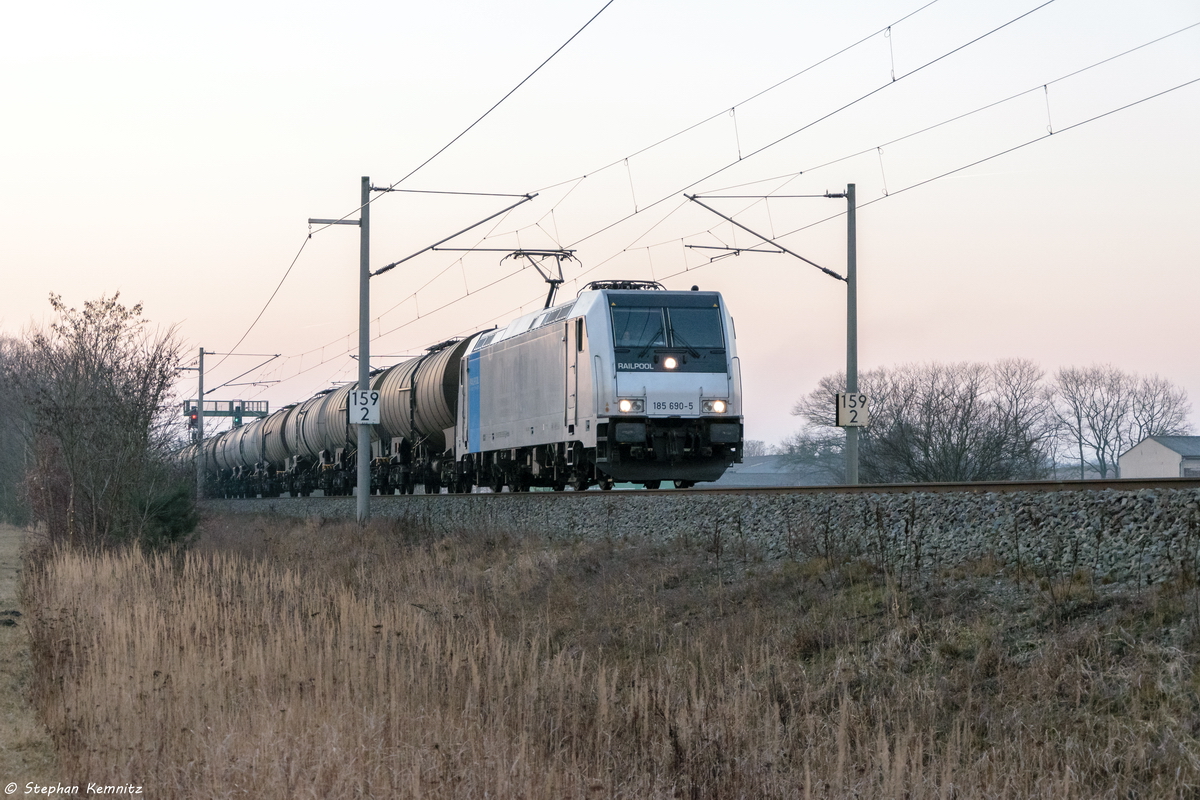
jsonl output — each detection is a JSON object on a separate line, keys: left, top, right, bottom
{"left": 349, "top": 390, "right": 381, "bottom": 425}
{"left": 836, "top": 393, "right": 869, "bottom": 427}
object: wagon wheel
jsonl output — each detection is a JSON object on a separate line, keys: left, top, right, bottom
{"left": 599, "top": 476, "right": 615, "bottom": 491}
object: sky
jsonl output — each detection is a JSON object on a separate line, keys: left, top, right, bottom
{"left": 2, "top": 0, "right": 1198, "bottom": 447}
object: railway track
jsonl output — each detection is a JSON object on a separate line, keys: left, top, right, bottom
{"left": 206, "top": 475, "right": 1200, "bottom": 502}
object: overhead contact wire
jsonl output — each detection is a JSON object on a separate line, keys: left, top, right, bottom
{"left": 210, "top": 1, "right": 613, "bottom": 387}
{"left": 210, "top": 236, "right": 311, "bottom": 373}
{"left": 705, "top": 19, "right": 1200, "bottom": 197}
{"left": 536, "top": 0, "right": 942, "bottom": 195}
{"left": 338, "top": 0, "right": 943, "bottom": 343}
{"left": 566, "top": 0, "right": 1063, "bottom": 250}
{"left": 383, "top": 0, "right": 614, "bottom": 194}
{"left": 585, "top": 14, "right": 1200, "bottom": 279}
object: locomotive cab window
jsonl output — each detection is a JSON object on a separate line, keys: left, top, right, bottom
{"left": 609, "top": 295, "right": 724, "bottom": 351}
{"left": 665, "top": 307, "right": 723, "bottom": 350}
{"left": 612, "top": 308, "right": 667, "bottom": 350}
{"left": 609, "top": 292, "right": 727, "bottom": 372}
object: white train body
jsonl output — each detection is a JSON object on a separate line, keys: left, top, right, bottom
{"left": 455, "top": 283, "right": 743, "bottom": 490}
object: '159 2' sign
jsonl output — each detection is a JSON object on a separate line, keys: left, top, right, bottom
{"left": 835, "top": 393, "right": 869, "bottom": 427}
{"left": 349, "top": 390, "right": 380, "bottom": 425}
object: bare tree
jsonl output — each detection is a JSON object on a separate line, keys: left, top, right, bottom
{"left": 791, "top": 360, "right": 1055, "bottom": 483}
{"left": 990, "top": 358, "right": 1058, "bottom": 477}
{"left": 742, "top": 440, "right": 770, "bottom": 457}
{"left": 0, "top": 338, "right": 32, "bottom": 524}
{"left": 1128, "top": 373, "right": 1191, "bottom": 444}
{"left": 1053, "top": 365, "right": 1124, "bottom": 480}
{"left": 773, "top": 428, "right": 846, "bottom": 481}
{"left": 1052, "top": 365, "right": 1191, "bottom": 478}
{"left": 5, "top": 294, "right": 195, "bottom": 547}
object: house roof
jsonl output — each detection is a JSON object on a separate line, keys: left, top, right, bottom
{"left": 1144, "top": 436, "right": 1200, "bottom": 458}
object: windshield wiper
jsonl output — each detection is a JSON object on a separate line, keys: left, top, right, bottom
{"left": 637, "top": 328, "right": 665, "bottom": 358}
{"left": 668, "top": 327, "right": 701, "bottom": 358}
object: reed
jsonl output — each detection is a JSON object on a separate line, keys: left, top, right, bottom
{"left": 21, "top": 515, "right": 1200, "bottom": 798}
{"left": 0, "top": 524, "right": 56, "bottom": 784}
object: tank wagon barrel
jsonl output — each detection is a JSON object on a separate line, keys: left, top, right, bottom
{"left": 261, "top": 404, "right": 296, "bottom": 468}
{"left": 188, "top": 280, "right": 744, "bottom": 497}
{"left": 376, "top": 337, "right": 470, "bottom": 452}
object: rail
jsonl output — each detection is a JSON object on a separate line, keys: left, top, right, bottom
{"left": 205, "top": 476, "right": 1200, "bottom": 502}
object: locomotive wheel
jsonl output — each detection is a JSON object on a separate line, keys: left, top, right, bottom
{"left": 673, "top": 480, "right": 695, "bottom": 489}
{"left": 571, "top": 475, "right": 589, "bottom": 492}
{"left": 489, "top": 474, "right": 504, "bottom": 493}
{"left": 599, "top": 476, "right": 615, "bottom": 491}
{"left": 552, "top": 482, "right": 566, "bottom": 492}
{"left": 643, "top": 480, "right": 661, "bottom": 490}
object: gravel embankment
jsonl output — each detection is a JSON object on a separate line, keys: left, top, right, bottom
{"left": 203, "top": 486, "right": 1200, "bottom": 585}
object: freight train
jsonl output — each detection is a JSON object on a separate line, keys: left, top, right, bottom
{"left": 185, "top": 281, "right": 743, "bottom": 495}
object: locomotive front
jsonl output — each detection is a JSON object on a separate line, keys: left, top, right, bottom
{"left": 592, "top": 283, "right": 743, "bottom": 487}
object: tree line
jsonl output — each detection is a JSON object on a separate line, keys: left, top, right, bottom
{"left": 764, "top": 359, "right": 1191, "bottom": 483}
{"left": 0, "top": 294, "right": 195, "bottom": 548}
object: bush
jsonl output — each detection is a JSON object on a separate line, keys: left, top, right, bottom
{"left": 4, "top": 294, "right": 196, "bottom": 549}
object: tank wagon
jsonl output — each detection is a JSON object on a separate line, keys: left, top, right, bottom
{"left": 191, "top": 281, "right": 743, "bottom": 495}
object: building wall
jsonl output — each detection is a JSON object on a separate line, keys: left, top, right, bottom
{"left": 1121, "top": 439, "right": 1183, "bottom": 478}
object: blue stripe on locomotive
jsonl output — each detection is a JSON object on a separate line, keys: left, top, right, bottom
{"left": 467, "top": 349, "right": 481, "bottom": 453}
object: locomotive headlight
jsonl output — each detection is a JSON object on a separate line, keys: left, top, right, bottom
{"left": 702, "top": 399, "right": 728, "bottom": 414}
{"left": 663, "top": 356, "right": 679, "bottom": 370}
{"left": 618, "top": 398, "right": 644, "bottom": 413}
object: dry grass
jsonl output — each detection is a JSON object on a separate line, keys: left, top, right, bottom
{"left": 0, "top": 525, "right": 57, "bottom": 786}
{"left": 19, "top": 514, "right": 1200, "bottom": 798}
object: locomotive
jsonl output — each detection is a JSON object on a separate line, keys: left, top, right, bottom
{"left": 187, "top": 281, "right": 743, "bottom": 495}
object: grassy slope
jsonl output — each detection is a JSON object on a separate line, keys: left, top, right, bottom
{"left": 18, "top": 514, "right": 1200, "bottom": 798}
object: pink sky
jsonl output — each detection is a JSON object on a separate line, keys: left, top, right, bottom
{"left": 3, "top": 0, "right": 1197, "bottom": 446}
